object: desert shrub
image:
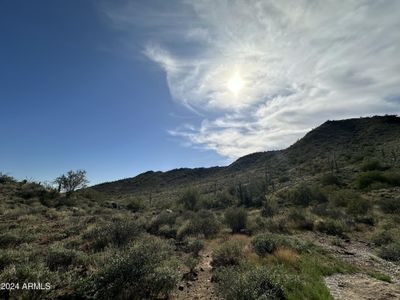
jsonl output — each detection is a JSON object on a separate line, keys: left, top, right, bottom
{"left": 215, "top": 190, "right": 235, "bottom": 209}
{"left": 320, "top": 174, "right": 340, "bottom": 186}
{"left": 200, "top": 191, "right": 236, "bottom": 209}
{"left": 0, "top": 250, "right": 13, "bottom": 270}
{"left": 0, "top": 233, "right": 22, "bottom": 249}
{"left": 329, "top": 189, "right": 359, "bottom": 207}
{"left": 211, "top": 240, "right": 244, "bottom": 268}
{"left": 288, "top": 208, "right": 314, "bottom": 230}
{"left": 17, "top": 182, "right": 48, "bottom": 200}
{"left": 184, "top": 256, "right": 199, "bottom": 274}
{"left": 214, "top": 265, "right": 284, "bottom": 300}
{"left": 178, "top": 210, "right": 220, "bottom": 238}
{"left": 315, "top": 219, "right": 346, "bottom": 237}
{"left": 355, "top": 171, "right": 400, "bottom": 189}
{"left": 311, "top": 203, "right": 343, "bottom": 219}
{"left": 0, "top": 173, "right": 16, "bottom": 184}
{"left": 85, "top": 219, "right": 142, "bottom": 250}
{"left": 224, "top": 207, "right": 248, "bottom": 233}
{"left": 361, "top": 159, "right": 386, "bottom": 171}
{"left": 179, "top": 188, "right": 200, "bottom": 210}
{"left": 91, "top": 237, "right": 179, "bottom": 299}
{"left": 251, "top": 234, "right": 278, "bottom": 256}
{"left": 126, "top": 198, "right": 145, "bottom": 212}
{"left": 346, "top": 196, "right": 371, "bottom": 216}
{"left": 158, "top": 225, "right": 177, "bottom": 238}
{"left": 379, "top": 242, "right": 400, "bottom": 262}
{"left": 148, "top": 211, "right": 178, "bottom": 235}
{"left": 191, "top": 210, "right": 220, "bottom": 237}
{"left": 182, "top": 238, "right": 204, "bottom": 257}
{"left": 278, "top": 175, "right": 290, "bottom": 183}
{"left": 236, "top": 181, "right": 265, "bottom": 208}
{"left": 261, "top": 196, "right": 277, "bottom": 218}
{"left": 372, "top": 231, "right": 394, "bottom": 246}
{"left": 286, "top": 184, "right": 327, "bottom": 207}
{"left": 354, "top": 215, "right": 375, "bottom": 225}
{"left": 380, "top": 197, "right": 400, "bottom": 214}
{"left": 265, "top": 218, "right": 291, "bottom": 234}
{"left": 45, "top": 247, "right": 82, "bottom": 271}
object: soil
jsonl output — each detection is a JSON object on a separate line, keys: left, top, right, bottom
{"left": 173, "top": 245, "right": 222, "bottom": 300}
{"left": 304, "top": 232, "right": 400, "bottom": 300}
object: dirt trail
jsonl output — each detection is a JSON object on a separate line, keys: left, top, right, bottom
{"left": 304, "top": 233, "right": 400, "bottom": 300}
{"left": 173, "top": 246, "right": 221, "bottom": 300}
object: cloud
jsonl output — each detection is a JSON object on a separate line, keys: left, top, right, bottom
{"left": 103, "top": 0, "right": 400, "bottom": 159}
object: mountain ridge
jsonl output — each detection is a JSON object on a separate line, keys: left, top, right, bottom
{"left": 93, "top": 115, "right": 400, "bottom": 199}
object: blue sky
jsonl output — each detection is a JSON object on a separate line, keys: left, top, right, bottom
{"left": 1, "top": 1, "right": 399, "bottom": 185}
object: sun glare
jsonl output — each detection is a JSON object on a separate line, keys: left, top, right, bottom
{"left": 227, "top": 73, "right": 244, "bottom": 95}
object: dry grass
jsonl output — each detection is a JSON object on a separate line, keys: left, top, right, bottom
{"left": 273, "top": 247, "right": 299, "bottom": 266}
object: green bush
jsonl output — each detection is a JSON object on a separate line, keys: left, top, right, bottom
{"left": 179, "top": 188, "right": 200, "bottom": 210}
{"left": 380, "top": 197, "right": 400, "bottom": 214}
{"left": 329, "top": 189, "right": 359, "bottom": 207}
{"left": 0, "top": 173, "right": 16, "bottom": 184}
{"left": 286, "top": 184, "right": 327, "bottom": 207}
{"left": 251, "top": 234, "right": 278, "bottom": 256}
{"left": 211, "top": 241, "right": 244, "bottom": 268}
{"left": 45, "top": 247, "right": 82, "bottom": 271}
{"left": 126, "top": 198, "right": 145, "bottom": 212}
{"left": 214, "top": 265, "right": 284, "bottom": 300}
{"left": 85, "top": 219, "right": 142, "bottom": 250}
{"left": 372, "top": 231, "right": 394, "bottom": 246}
{"left": 224, "top": 207, "right": 248, "bottom": 233}
{"left": 361, "top": 159, "right": 386, "bottom": 171}
{"left": 0, "top": 250, "right": 13, "bottom": 270}
{"left": 288, "top": 209, "right": 314, "bottom": 230}
{"left": 91, "top": 237, "right": 179, "bottom": 299}
{"left": 236, "top": 182, "right": 265, "bottom": 208}
{"left": 191, "top": 210, "right": 220, "bottom": 237}
{"left": 215, "top": 190, "right": 235, "bottom": 209}
{"left": 17, "top": 182, "right": 43, "bottom": 199}
{"left": 148, "top": 211, "right": 178, "bottom": 235}
{"left": 346, "top": 196, "right": 371, "bottom": 216}
{"left": 379, "top": 242, "right": 400, "bottom": 262}
{"left": 261, "top": 197, "right": 277, "bottom": 218}
{"left": 183, "top": 238, "right": 204, "bottom": 257}
{"left": 355, "top": 171, "right": 400, "bottom": 189}
{"left": 0, "top": 233, "right": 22, "bottom": 249}
{"left": 320, "top": 174, "right": 340, "bottom": 186}
{"left": 177, "top": 210, "right": 220, "bottom": 238}
{"left": 158, "top": 225, "right": 177, "bottom": 238}
{"left": 315, "top": 219, "right": 346, "bottom": 237}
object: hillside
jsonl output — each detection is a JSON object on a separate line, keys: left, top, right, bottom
{"left": 1, "top": 115, "right": 400, "bottom": 299}
{"left": 93, "top": 115, "right": 400, "bottom": 201}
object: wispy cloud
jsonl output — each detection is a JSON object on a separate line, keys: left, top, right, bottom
{"left": 102, "top": 0, "right": 400, "bottom": 159}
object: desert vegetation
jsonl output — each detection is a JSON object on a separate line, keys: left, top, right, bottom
{"left": 1, "top": 116, "right": 400, "bottom": 299}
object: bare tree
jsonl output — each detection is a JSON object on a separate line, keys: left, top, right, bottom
{"left": 54, "top": 170, "right": 88, "bottom": 196}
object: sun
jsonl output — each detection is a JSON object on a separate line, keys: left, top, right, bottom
{"left": 227, "top": 72, "right": 244, "bottom": 95}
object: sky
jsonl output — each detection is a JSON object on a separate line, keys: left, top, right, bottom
{"left": 1, "top": 0, "right": 399, "bottom": 185}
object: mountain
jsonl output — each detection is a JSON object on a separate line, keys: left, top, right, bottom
{"left": 92, "top": 115, "right": 400, "bottom": 200}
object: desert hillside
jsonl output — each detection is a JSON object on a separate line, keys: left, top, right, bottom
{"left": 1, "top": 115, "right": 400, "bottom": 299}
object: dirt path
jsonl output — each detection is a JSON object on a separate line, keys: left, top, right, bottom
{"left": 173, "top": 246, "right": 221, "bottom": 300}
{"left": 325, "top": 273, "right": 400, "bottom": 300}
{"left": 303, "top": 232, "right": 400, "bottom": 300}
